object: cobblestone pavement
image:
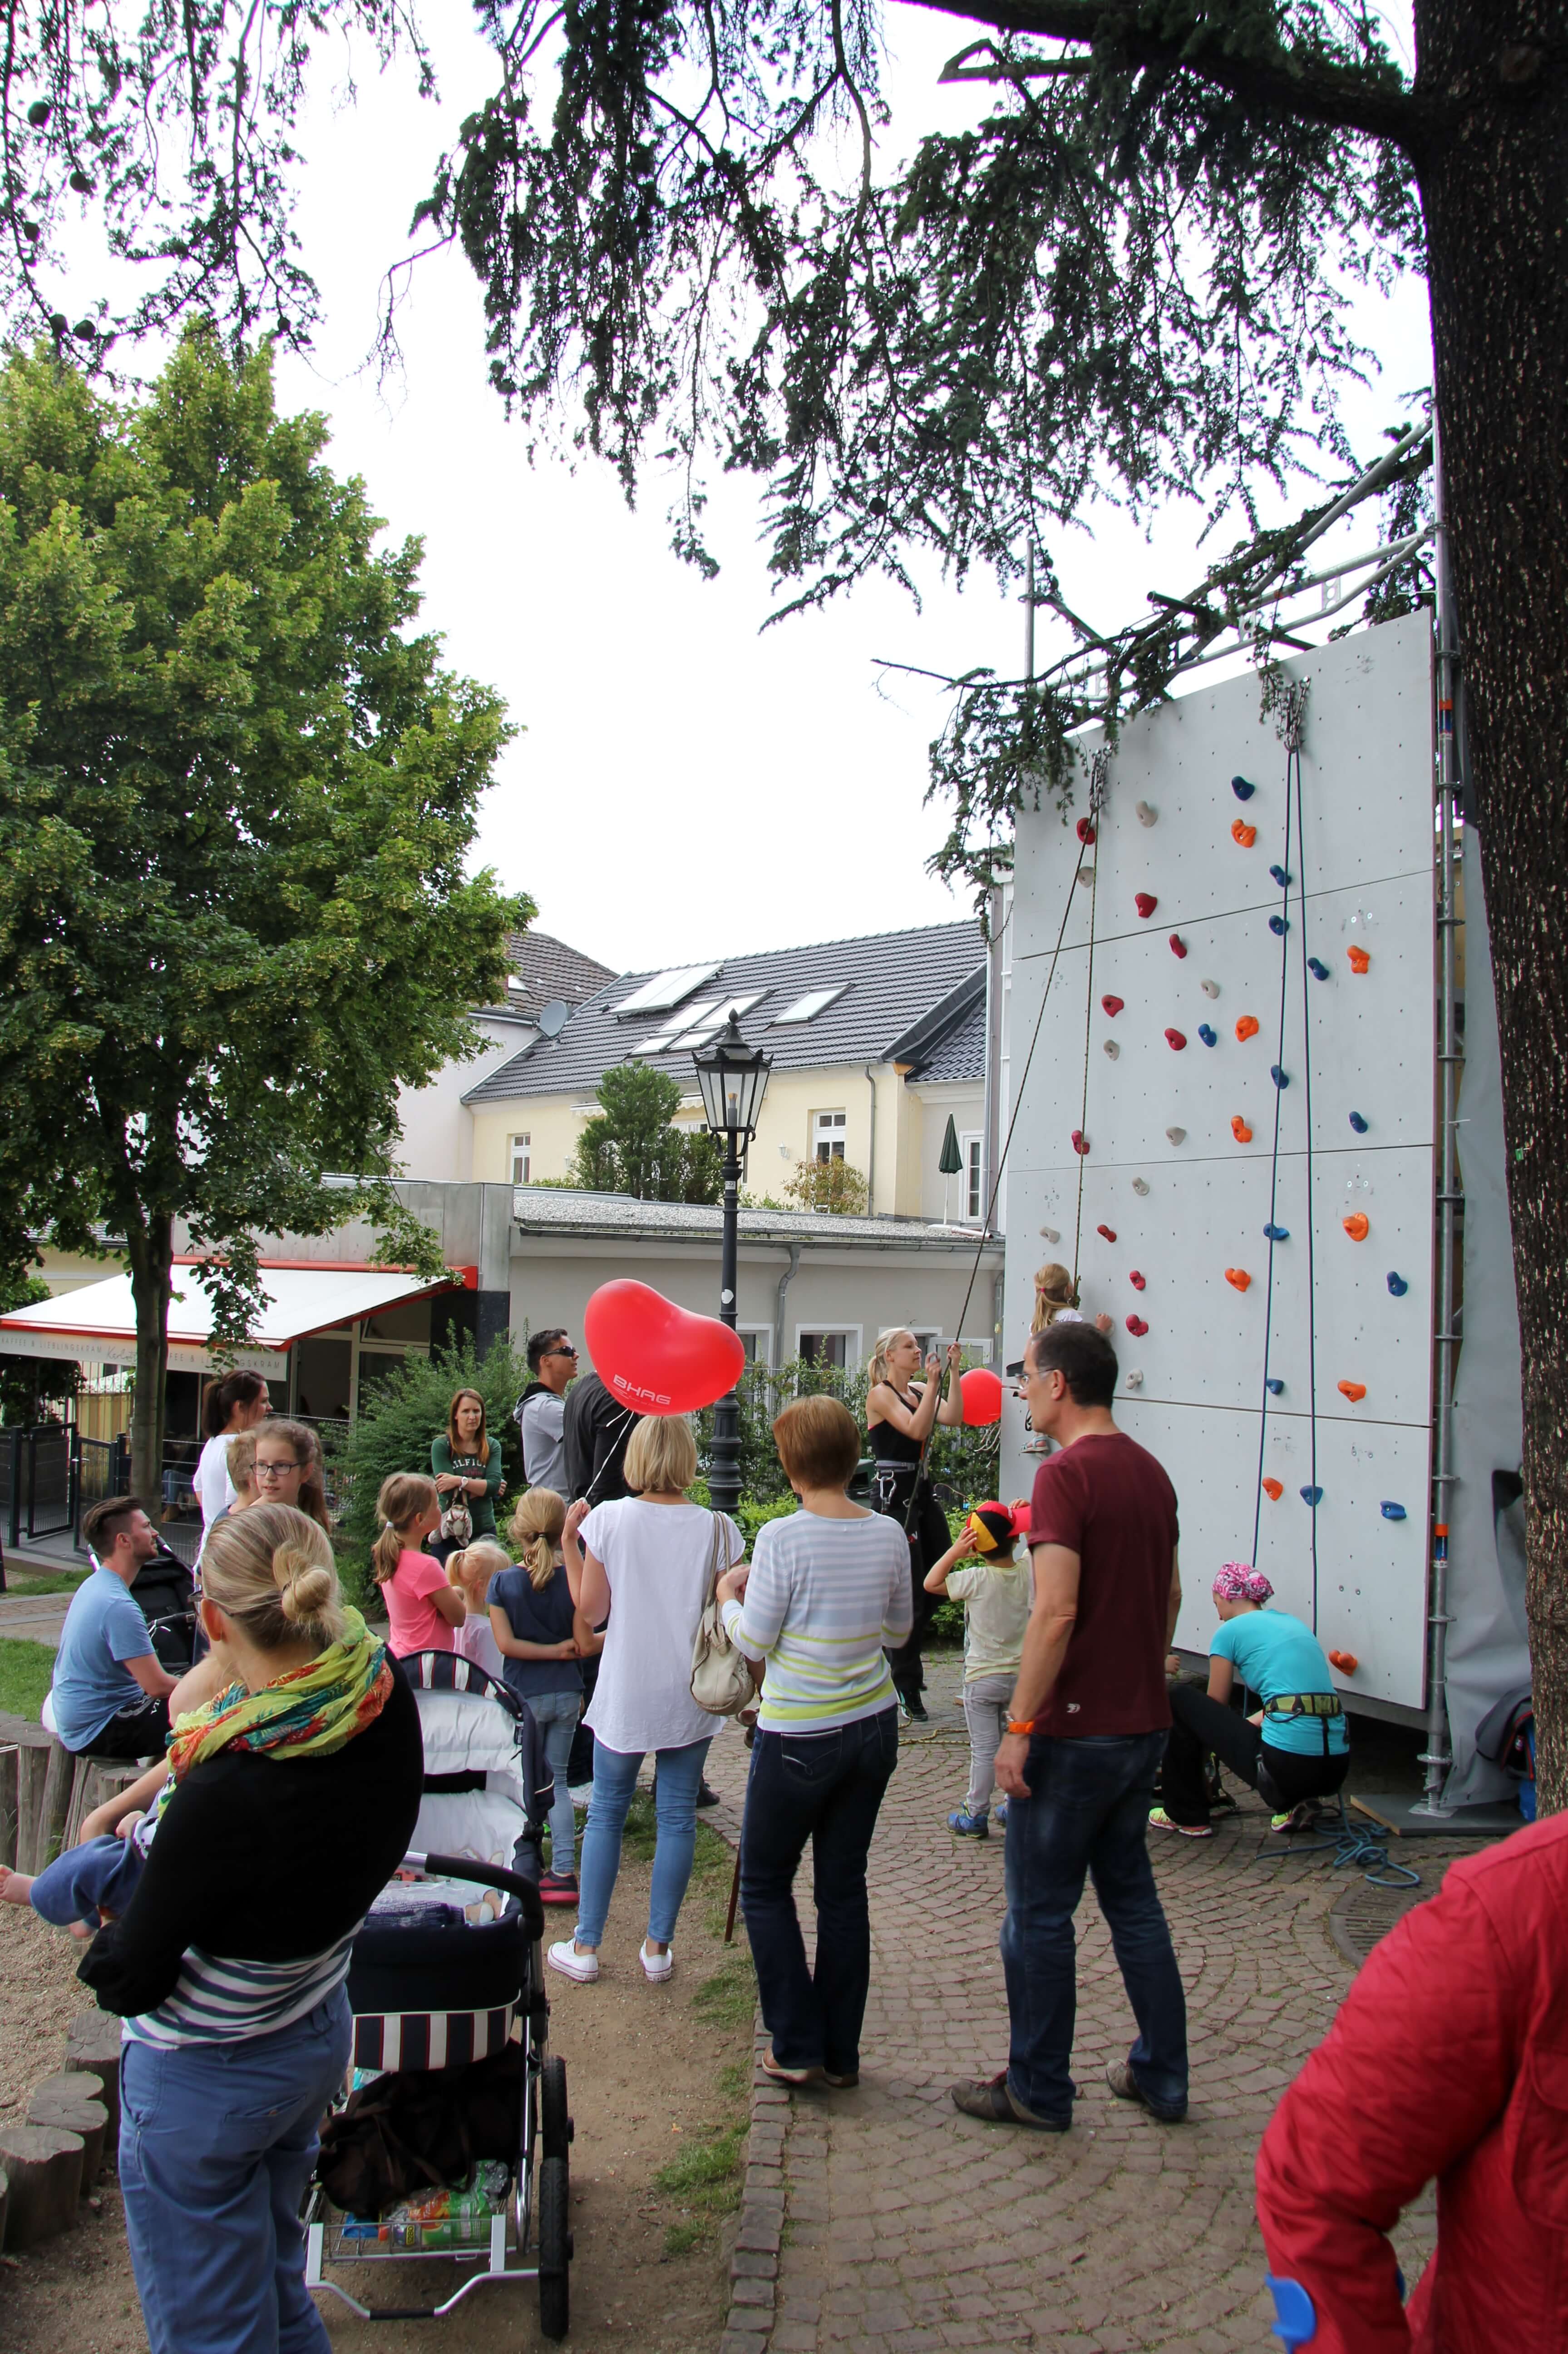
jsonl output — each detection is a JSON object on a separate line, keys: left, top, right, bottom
{"left": 704, "top": 1654, "right": 1456, "bottom": 2354}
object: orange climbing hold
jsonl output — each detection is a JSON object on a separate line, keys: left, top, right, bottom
{"left": 1231, "top": 1116, "right": 1253, "bottom": 1143}
{"left": 1338, "top": 1380, "right": 1367, "bottom": 1402}
{"left": 1343, "top": 1213, "right": 1370, "bottom": 1241}
{"left": 1235, "top": 1015, "right": 1260, "bottom": 1042}
{"left": 1328, "top": 1650, "right": 1360, "bottom": 1675}
{"left": 1225, "top": 1268, "right": 1252, "bottom": 1292}
{"left": 1232, "top": 819, "right": 1257, "bottom": 848}
{"left": 1347, "top": 946, "right": 1371, "bottom": 974}
{"left": 1261, "top": 1478, "right": 1284, "bottom": 1502}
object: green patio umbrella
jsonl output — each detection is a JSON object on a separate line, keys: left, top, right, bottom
{"left": 939, "top": 1115, "right": 962, "bottom": 1220}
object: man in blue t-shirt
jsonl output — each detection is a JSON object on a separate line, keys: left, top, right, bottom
{"left": 53, "top": 1498, "right": 179, "bottom": 1759}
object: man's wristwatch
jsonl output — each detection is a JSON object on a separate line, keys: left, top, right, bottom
{"left": 1006, "top": 1719, "right": 1037, "bottom": 1736}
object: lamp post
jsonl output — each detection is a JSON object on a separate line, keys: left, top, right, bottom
{"left": 692, "top": 1009, "right": 773, "bottom": 1518}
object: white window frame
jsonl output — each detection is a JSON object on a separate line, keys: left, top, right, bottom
{"left": 960, "top": 1130, "right": 983, "bottom": 1221}
{"left": 813, "top": 1109, "right": 848, "bottom": 1163}
{"left": 510, "top": 1132, "right": 532, "bottom": 1185}
{"left": 794, "top": 1323, "right": 863, "bottom": 1372}
{"left": 735, "top": 1325, "right": 773, "bottom": 1368}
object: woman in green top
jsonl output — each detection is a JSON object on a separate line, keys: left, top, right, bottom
{"left": 430, "top": 1389, "right": 505, "bottom": 1564}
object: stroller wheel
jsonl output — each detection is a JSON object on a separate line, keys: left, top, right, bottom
{"left": 538, "top": 2154, "right": 571, "bottom": 2341}
{"left": 542, "top": 2054, "right": 572, "bottom": 2161}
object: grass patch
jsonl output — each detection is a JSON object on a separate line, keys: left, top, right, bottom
{"left": 652, "top": 2119, "right": 747, "bottom": 2219}
{"left": 0, "top": 1636, "right": 55, "bottom": 1720}
{"left": 3, "top": 1568, "right": 89, "bottom": 1595}
{"left": 661, "top": 2219, "right": 705, "bottom": 2259}
{"left": 692, "top": 1950, "right": 758, "bottom": 2031}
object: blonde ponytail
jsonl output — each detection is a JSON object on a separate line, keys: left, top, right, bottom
{"left": 868, "top": 1328, "right": 915, "bottom": 1388}
{"left": 1031, "top": 1263, "right": 1078, "bottom": 1333}
{"left": 509, "top": 1486, "right": 567, "bottom": 1592}
{"left": 374, "top": 1473, "right": 439, "bottom": 1583}
{"left": 202, "top": 1504, "right": 347, "bottom": 1652}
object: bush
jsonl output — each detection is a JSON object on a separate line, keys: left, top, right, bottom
{"left": 782, "top": 1158, "right": 869, "bottom": 1215}
{"left": 702, "top": 1355, "right": 1000, "bottom": 1509}
{"left": 331, "top": 1332, "right": 531, "bottom": 1607}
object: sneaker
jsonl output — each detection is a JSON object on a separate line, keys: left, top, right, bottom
{"left": 904, "top": 1691, "right": 929, "bottom": 1722}
{"left": 538, "top": 1870, "right": 579, "bottom": 1905}
{"left": 1271, "top": 1802, "right": 1318, "bottom": 1834}
{"left": 547, "top": 1939, "right": 598, "bottom": 1983}
{"left": 1148, "top": 1807, "right": 1213, "bottom": 1839}
{"left": 949, "top": 1808, "right": 989, "bottom": 1839}
{"left": 639, "top": 1940, "right": 674, "bottom": 1983}
{"left": 994, "top": 1800, "right": 1008, "bottom": 1829}
{"left": 1106, "top": 2059, "right": 1187, "bottom": 2123}
{"left": 695, "top": 1780, "right": 720, "bottom": 1809}
{"left": 950, "top": 2071, "right": 1070, "bottom": 2132}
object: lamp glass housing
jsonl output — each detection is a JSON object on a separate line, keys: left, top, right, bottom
{"left": 693, "top": 1011, "right": 772, "bottom": 1140}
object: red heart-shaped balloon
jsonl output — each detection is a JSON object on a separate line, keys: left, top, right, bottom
{"left": 583, "top": 1279, "right": 746, "bottom": 1416}
{"left": 959, "top": 1367, "right": 1003, "bottom": 1426}
{"left": 1129, "top": 1271, "right": 1146, "bottom": 1291}
{"left": 1101, "top": 994, "right": 1124, "bottom": 1018}
{"left": 1135, "top": 893, "right": 1158, "bottom": 920}
{"left": 1126, "top": 1314, "right": 1149, "bottom": 1337}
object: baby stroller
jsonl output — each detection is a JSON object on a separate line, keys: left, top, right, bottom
{"left": 304, "top": 1653, "right": 576, "bottom": 2338}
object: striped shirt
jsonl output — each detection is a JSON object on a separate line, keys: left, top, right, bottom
{"left": 122, "top": 1926, "right": 360, "bottom": 2049}
{"left": 722, "top": 1508, "right": 912, "bottom": 1732}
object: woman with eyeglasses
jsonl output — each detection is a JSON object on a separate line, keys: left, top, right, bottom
{"left": 430, "top": 1389, "right": 504, "bottom": 1564}
{"left": 250, "top": 1422, "right": 333, "bottom": 1532}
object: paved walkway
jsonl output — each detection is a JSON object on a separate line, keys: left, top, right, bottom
{"left": 704, "top": 1653, "right": 1460, "bottom": 2354}
{"left": 0, "top": 1586, "right": 73, "bottom": 1646}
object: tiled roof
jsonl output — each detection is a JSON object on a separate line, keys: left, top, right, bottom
{"left": 489, "top": 930, "right": 616, "bottom": 1020}
{"left": 510, "top": 1187, "right": 1003, "bottom": 1251}
{"left": 464, "top": 919, "right": 985, "bottom": 1104}
{"left": 908, "top": 994, "right": 987, "bottom": 1084}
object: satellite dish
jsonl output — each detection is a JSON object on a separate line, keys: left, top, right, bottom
{"left": 537, "top": 999, "right": 570, "bottom": 1039}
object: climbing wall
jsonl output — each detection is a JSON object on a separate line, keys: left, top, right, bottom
{"left": 1002, "top": 610, "right": 1435, "bottom": 1708}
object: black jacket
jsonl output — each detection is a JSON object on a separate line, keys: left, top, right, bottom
{"left": 562, "top": 1371, "right": 638, "bottom": 1504}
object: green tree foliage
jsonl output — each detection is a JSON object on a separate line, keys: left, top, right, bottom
{"left": 0, "top": 1271, "right": 79, "bottom": 1427}
{"left": 571, "top": 1065, "right": 724, "bottom": 1203}
{"left": 783, "top": 1159, "right": 871, "bottom": 1215}
{"left": 0, "top": 330, "right": 528, "bottom": 1493}
{"left": 712, "top": 1354, "right": 998, "bottom": 1510}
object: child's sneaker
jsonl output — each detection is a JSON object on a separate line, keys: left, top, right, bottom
{"left": 1148, "top": 1807, "right": 1213, "bottom": 1839}
{"left": 949, "top": 1807, "right": 989, "bottom": 1839}
{"left": 538, "top": 1869, "right": 579, "bottom": 1905}
{"left": 993, "top": 1800, "right": 1008, "bottom": 1828}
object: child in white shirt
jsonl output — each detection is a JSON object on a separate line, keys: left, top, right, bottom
{"left": 925, "top": 1502, "right": 1031, "bottom": 1839}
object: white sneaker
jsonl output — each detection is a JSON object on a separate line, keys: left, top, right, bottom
{"left": 639, "top": 1941, "right": 673, "bottom": 1982}
{"left": 547, "top": 1939, "right": 599, "bottom": 1983}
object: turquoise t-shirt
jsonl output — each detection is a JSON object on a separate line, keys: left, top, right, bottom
{"left": 1211, "top": 1608, "right": 1349, "bottom": 1756}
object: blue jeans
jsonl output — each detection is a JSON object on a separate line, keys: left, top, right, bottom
{"left": 120, "top": 1989, "right": 352, "bottom": 2354}
{"left": 1002, "top": 1732, "right": 1188, "bottom": 2122}
{"left": 529, "top": 1688, "right": 582, "bottom": 1875}
{"left": 576, "top": 1736, "right": 712, "bottom": 1946}
{"left": 740, "top": 1707, "right": 899, "bottom": 2075}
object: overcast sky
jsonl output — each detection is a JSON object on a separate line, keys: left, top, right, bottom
{"left": 263, "top": 5, "right": 1430, "bottom": 979}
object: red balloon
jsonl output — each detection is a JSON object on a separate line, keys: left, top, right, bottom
{"left": 959, "top": 1367, "right": 1003, "bottom": 1426}
{"left": 582, "top": 1280, "right": 745, "bottom": 1416}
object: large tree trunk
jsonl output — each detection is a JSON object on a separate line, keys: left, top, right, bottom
{"left": 124, "top": 1213, "right": 173, "bottom": 1504}
{"left": 1416, "top": 0, "right": 1568, "bottom": 1809}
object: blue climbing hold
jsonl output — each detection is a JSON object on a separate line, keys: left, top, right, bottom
{"left": 1198, "top": 1024, "right": 1217, "bottom": 1047}
{"left": 1381, "top": 1502, "right": 1407, "bottom": 1522}
{"left": 1307, "top": 957, "right": 1330, "bottom": 981}
{"left": 1232, "top": 776, "right": 1257, "bottom": 801}
{"left": 1301, "top": 1486, "right": 1323, "bottom": 1508}
{"left": 1269, "top": 864, "right": 1292, "bottom": 888}
{"left": 1271, "top": 1065, "right": 1289, "bottom": 1088}
{"left": 1263, "top": 1224, "right": 1290, "bottom": 1241}
{"left": 1387, "top": 1271, "right": 1409, "bottom": 1296}
{"left": 1269, "top": 914, "right": 1290, "bottom": 937}
{"left": 1266, "top": 1378, "right": 1284, "bottom": 1395}
{"left": 1349, "top": 1111, "right": 1369, "bottom": 1133}
{"left": 1266, "top": 2278, "right": 1317, "bottom": 2353}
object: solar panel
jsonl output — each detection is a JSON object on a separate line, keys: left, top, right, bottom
{"left": 770, "top": 985, "right": 848, "bottom": 1025}
{"left": 612, "top": 964, "right": 720, "bottom": 1016}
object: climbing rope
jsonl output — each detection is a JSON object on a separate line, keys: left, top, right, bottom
{"left": 1250, "top": 735, "right": 1297, "bottom": 1558}
{"left": 1287, "top": 695, "right": 1321, "bottom": 1629}
{"left": 1070, "top": 749, "right": 1109, "bottom": 1290}
{"left": 1256, "top": 1810, "right": 1422, "bottom": 1891}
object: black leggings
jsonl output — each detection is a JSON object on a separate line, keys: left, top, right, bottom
{"left": 1161, "top": 1680, "right": 1349, "bottom": 1827}
{"left": 871, "top": 1473, "right": 949, "bottom": 1699}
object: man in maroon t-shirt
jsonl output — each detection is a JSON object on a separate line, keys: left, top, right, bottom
{"left": 952, "top": 1320, "right": 1188, "bottom": 2131}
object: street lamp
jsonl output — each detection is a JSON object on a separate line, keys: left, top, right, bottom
{"left": 692, "top": 1009, "right": 773, "bottom": 1517}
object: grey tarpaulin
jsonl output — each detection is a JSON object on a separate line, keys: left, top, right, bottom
{"left": 1444, "top": 830, "right": 1529, "bottom": 1802}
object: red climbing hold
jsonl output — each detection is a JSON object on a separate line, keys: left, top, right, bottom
{"left": 1076, "top": 817, "right": 1097, "bottom": 844}
{"left": 1338, "top": 1380, "right": 1367, "bottom": 1403}
{"left": 1225, "top": 1268, "right": 1252, "bottom": 1292}
{"left": 1231, "top": 1116, "right": 1253, "bottom": 1143}
{"left": 1071, "top": 1130, "right": 1090, "bottom": 1156}
{"left": 1101, "top": 994, "right": 1124, "bottom": 1018}
{"left": 1261, "top": 1478, "right": 1284, "bottom": 1502}
{"left": 1096, "top": 1224, "right": 1117, "bottom": 1242}
{"left": 1343, "top": 1213, "right": 1370, "bottom": 1241}
{"left": 1235, "top": 1015, "right": 1260, "bottom": 1042}
{"left": 1169, "top": 933, "right": 1188, "bottom": 959}
{"left": 1165, "top": 1028, "right": 1187, "bottom": 1051}
{"left": 1134, "top": 893, "right": 1158, "bottom": 920}
{"left": 1129, "top": 1271, "right": 1146, "bottom": 1291}
{"left": 1125, "top": 1315, "right": 1149, "bottom": 1337}
{"left": 1328, "top": 1651, "right": 1360, "bottom": 1675}
{"left": 1232, "top": 819, "right": 1258, "bottom": 848}
{"left": 1347, "top": 946, "right": 1371, "bottom": 974}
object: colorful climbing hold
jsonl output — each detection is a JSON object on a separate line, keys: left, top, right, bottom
{"left": 1386, "top": 1271, "right": 1408, "bottom": 1296}
{"left": 1263, "top": 1223, "right": 1290, "bottom": 1241}
{"left": 1261, "top": 1478, "right": 1284, "bottom": 1501}
{"left": 1103, "top": 1039, "right": 1120, "bottom": 1059}
{"left": 1269, "top": 864, "right": 1292, "bottom": 889}
{"left": 1101, "top": 994, "right": 1124, "bottom": 1017}
{"left": 1235, "top": 1014, "right": 1260, "bottom": 1042}
{"left": 1072, "top": 1130, "right": 1090, "bottom": 1156}
{"left": 1165, "top": 1126, "right": 1186, "bottom": 1145}
{"left": 1200, "top": 978, "right": 1220, "bottom": 999}
{"left": 1307, "top": 957, "right": 1330, "bottom": 980}
{"left": 1301, "top": 1486, "right": 1324, "bottom": 1508}
{"left": 1348, "top": 1111, "right": 1369, "bottom": 1133}
{"left": 1344, "top": 1212, "right": 1370, "bottom": 1241}
{"left": 1328, "top": 1649, "right": 1358, "bottom": 1673}
{"left": 1265, "top": 1378, "right": 1284, "bottom": 1395}
{"left": 1225, "top": 1268, "right": 1252, "bottom": 1292}
{"left": 1135, "top": 892, "right": 1158, "bottom": 919}
{"left": 1232, "top": 776, "right": 1256, "bottom": 801}
{"left": 1338, "top": 1380, "right": 1367, "bottom": 1403}
{"left": 1381, "top": 1502, "right": 1407, "bottom": 1522}
{"left": 1131, "top": 1176, "right": 1150, "bottom": 1196}
{"left": 1347, "top": 946, "right": 1371, "bottom": 974}
{"left": 1126, "top": 1314, "right": 1150, "bottom": 1337}
{"left": 1076, "top": 817, "right": 1097, "bottom": 844}
{"left": 1135, "top": 800, "right": 1157, "bottom": 827}
{"left": 1165, "top": 1028, "right": 1188, "bottom": 1050}
{"left": 1097, "top": 1224, "right": 1118, "bottom": 1242}
{"left": 1169, "top": 932, "right": 1188, "bottom": 959}
{"left": 1271, "top": 1065, "right": 1289, "bottom": 1088}
{"left": 1231, "top": 1116, "right": 1253, "bottom": 1143}
{"left": 1232, "top": 819, "right": 1258, "bottom": 849}
{"left": 1198, "top": 1024, "right": 1218, "bottom": 1047}
{"left": 1129, "top": 1270, "right": 1146, "bottom": 1291}
{"left": 1269, "top": 914, "right": 1290, "bottom": 936}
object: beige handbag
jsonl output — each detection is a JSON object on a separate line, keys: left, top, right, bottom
{"left": 689, "top": 1513, "right": 754, "bottom": 1718}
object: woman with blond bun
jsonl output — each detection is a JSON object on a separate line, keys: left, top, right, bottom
{"left": 77, "top": 1503, "right": 423, "bottom": 2354}
{"left": 488, "top": 1488, "right": 586, "bottom": 1904}
{"left": 865, "top": 1327, "right": 964, "bottom": 1721}
{"left": 374, "top": 1472, "right": 466, "bottom": 1657}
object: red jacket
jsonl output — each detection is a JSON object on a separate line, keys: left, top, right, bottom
{"left": 1255, "top": 1811, "right": 1568, "bottom": 2351}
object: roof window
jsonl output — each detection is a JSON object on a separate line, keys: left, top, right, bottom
{"left": 612, "top": 964, "right": 720, "bottom": 1017}
{"left": 770, "top": 985, "right": 848, "bottom": 1026}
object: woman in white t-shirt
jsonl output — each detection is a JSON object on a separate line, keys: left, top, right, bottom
{"left": 193, "top": 1372, "right": 271, "bottom": 1548}
{"left": 548, "top": 1415, "right": 743, "bottom": 1988}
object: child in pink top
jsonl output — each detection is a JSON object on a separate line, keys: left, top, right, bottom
{"left": 374, "top": 1474, "right": 466, "bottom": 1657}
